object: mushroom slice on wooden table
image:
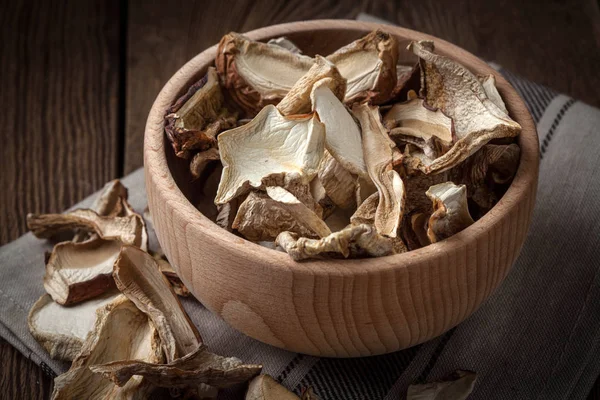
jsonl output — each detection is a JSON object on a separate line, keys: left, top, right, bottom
{"left": 277, "top": 56, "right": 346, "bottom": 116}
{"left": 27, "top": 209, "right": 144, "bottom": 247}
{"left": 165, "top": 67, "right": 237, "bottom": 158}
{"left": 426, "top": 182, "right": 474, "bottom": 243}
{"left": 51, "top": 295, "right": 163, "bottom": 400}
{"left": 90, "top": 343, "right": 261, "bottom": 391}
{"left": 28, "top": 292, "right": 117, "bottom": 362}
{"left": 353, "top": 103, "right": 405, "bottom": 237}
{"left": 276, "top": 223, "right": 403, "bottom": 261}
{"left": 407, "top": 40, "right": 521, "bottom": 173}
{"left": 214, "top": 104, "right": 325, "bottom": 205}
{"left": 383, "top": 98, "right": 453, "bottom": 159}
{"left": 326, "top": 30, "right": 398, "bottom": 105}
{"left": 44, "top": 239, "right": 122, "bottom": 305}
{"left": 216, "top": 32, "right": 314, "bottom": 116}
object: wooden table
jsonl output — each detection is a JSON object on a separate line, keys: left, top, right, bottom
{"left": 1, "top": 0, "right": 599, "bottom": 398}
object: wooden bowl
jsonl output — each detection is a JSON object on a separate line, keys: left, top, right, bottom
{"left": 144, "top": 20, "right": 539, "bottom": 357}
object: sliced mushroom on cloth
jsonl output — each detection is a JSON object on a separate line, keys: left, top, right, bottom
{"left": 426, "top": 182, "right": 474, "bottom": 243}
{"left": 276, "top": 224, "right": 405, "bottom": 261}
{"left": 353, "top": 103, "right": 405, "bottom": 237}
{"left": 51, "top": 295, "right": 163, "bottom": 400}
{"left": 113, "top": 245, "right": 201, "bottom": 362}
{"left": 165, "top": 67, "right": 237, "bottom": 158}
{"left": 27, "top": 209, "right": 144, "bottom": 247}
{"left": 214, "top": 104, "right": 325, "bottom": 205}
{"left": 90, "top": 343, "right": 261, "bottom": 391}
{"left": 44, "top": 239, "right": 121, "bottom": 305}
{"left": 216, "top": 32, "right": 314, "bottom": 116}
{"left": 246, "top": 375, "right": 302, "bottom": 400}
{"left": 233, "top": 191, "right": 323, "bottom": 242}
{"left": 311, "top": 79, "right": 368, "bottom": 178}
{"left": 383, "top": 98, "right": 453, "bottom": 159}
{"left": 407, "top": 40, "right": 521, "bottom": 173}
{"left": 277, "top": 56, "right": 346, "bottom": 116}
{"left": 407, "top": 370, "right": 476, "bottom": 400}
{"left": 28, "top": 292, "right": 117, "bottom": 362}
{"left": 327, "top": 30, "right": 398, "bottom": 104}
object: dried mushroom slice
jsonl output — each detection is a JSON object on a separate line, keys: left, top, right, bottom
{"left": 327, "top": 30, "right": 398, "bottom": 104}
{"left": 353, "top": 104, "right": 405, "bottom": 237}
{"left": 216, "top": 32, "right": 314, "bottom": 115}
{"left": 311, "top": 79, "right": 368, "bottom": 178}
{"left": 190, "top": 147, "right": 221, "bottom": 180}
{"left": 27, "top": 209, "right": 144, "bottom": 247}
{"left": 317, "top": 151, "right": 357, "bottom": 210}
{"left": 383, "top": 98, "right": 453, "bottom": 159}
{"left": 246, "top": 375, "right": 301, "bottom": 400}
{"left": 388, "top": 63, "right": 420, "bottom": 103}
{"left": 408, "top": 41, "right": 521, "bottom": 173}
{"left": 402, "top": 167, "right": 450, "bottom": 214}
{"left": 215, "top": 105, "right": 325, "bottom": 205}
{"left": 480, "top": 74, "right": 508, "bottom": 114}
{"left": 267, "top": 37, "right": 302, "bottom": 54}
{"left": 165, "top": 67, "right": 237, "bottom": 158}
{"left": 265, "top": 186, "right": 331, "bottom": 238}
{"left": 276, "top": 224, "right": 403, "bottom": 261}
{"left": 44, "top": 239, "right": 120, "bottom": 305}
{"left": 90, "top": 344, "right": 261, "bottom": 390}
{"left": 232, "top": 191, "right": 320, "bottom": 242}
{"left": 426, "top": 182, "right": 474, "bottom": 243}
{"left": 153, "top": 253, "right": 190, "bottom": 297}
{"left": 277, "top": 56, "right": 346, "bottom": 116}
{"left": 451, "top": 143, "right": 520, "bottom": 211}
{"left": 52, "top": 295, "right": 163, "bottom": 400}
{"left": 350, "top": 192, "right": 378, "bottom": 225}
{"left": 113, "top": 246, "right": 201, "bottom": 362}
{"left": 28, "top": 293, "right": 116, "bottom": 362}
{"left": 407, "top": 370, "right": 476, "bottom": 400}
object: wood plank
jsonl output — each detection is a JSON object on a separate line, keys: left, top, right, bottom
{"left": 124, "top": 0, "right": 600, "bottom": 174}
{"left": 0, "top": 0, "right": 122, "bottom": 245}
{"left": 0, "top": 0, "right": 122, "bottom": 399}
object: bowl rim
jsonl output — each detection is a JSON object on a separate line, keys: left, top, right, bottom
{"left": 144, "top": 19, "right": 539, "bottom": 275}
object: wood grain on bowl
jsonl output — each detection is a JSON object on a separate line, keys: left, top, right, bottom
{"left": 144, "top": 20, "right": 538, "bottom": 357}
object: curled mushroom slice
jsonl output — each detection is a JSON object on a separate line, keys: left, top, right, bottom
{"left": 353, "top": 104, "right": 405, "bottom": 237}
{"left": 246, "top": 375, "right": 301, "bottom": 400}
{"left": 44, "top": 239, "right": 120, "bottom": 305}
{"left": 51, "top": 295, "right": 163, "bottom": 400}
{"left": 216, "top": 32, "right": 314, "bottom": 115}
{"left": 153, "top": 252, "right": 190, "bottom": 297}
{"left": 190, "top": 147, "right": 221, "bottom": 180}
{"left": 267, "top": 37, "right": 302, "bottom": 54}
{"left": 266, "top": 186, "right": 331, "bottom": 238}
{"left": 317, "top": 151, "right": 357, "bottom": 210}
{"left": 480, "top": 74, "right": 508, "bottom": 114}
{"left": 90, "top": 343, "right": 261, "bottom": 390}
{"left": 113, "top": 246, "right": 201, "bottom": 362}
{"left": 408, "top": 41, "right": 521, "bottom": 173}
{"left": 350, "top": 192, "right": 378, "bottom": 225}
{"left": 276, "top": 224, "right": 404, "bottom": 261}
{"left": 28, "top": 292, "right": 116, "bottom": 362}
{"left": 383, "top": 98, "right": 453, "bottom": 159}
{"left": 277, "top": 56, "right": 346, "bottom": 116}
{"left": 327, "top": 30, "right": 398, "bottom": 104}
{"left": 215, "top": 105, "right": 325, "bottom": 205}
{"left": 426, "top": 182, "right": 474, "bottom": 243}
{"left": 311, "top": 79, "right": 367, "bottom": 178}
{"left": 165, "top": 67, "right": 237, "bottom": 158}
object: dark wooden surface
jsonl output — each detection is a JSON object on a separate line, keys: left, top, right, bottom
{"left": 1, "top": 0, "right": 599, "bottom": 398}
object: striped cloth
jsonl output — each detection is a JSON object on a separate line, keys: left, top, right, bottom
{"left": 1, "top": 20, "right": 600, "bottom": 400}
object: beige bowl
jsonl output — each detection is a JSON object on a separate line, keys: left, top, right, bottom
{"left": 144, "top": 20, "right": 539, "bottom": 357}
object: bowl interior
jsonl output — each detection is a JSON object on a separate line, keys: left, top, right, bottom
{"left": 158, "top": 21, "right": 538, "bottom": 267}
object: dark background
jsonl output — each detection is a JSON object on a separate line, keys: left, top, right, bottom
{"left": 1, "top": 0, "right": 599, "bottom": 398}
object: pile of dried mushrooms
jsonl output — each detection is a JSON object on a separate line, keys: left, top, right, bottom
{"left": 166, "top": 30, "right": 521, "bottom": 261}
{"left": 27, "top": 181, "right": 308, "bottom": 399}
